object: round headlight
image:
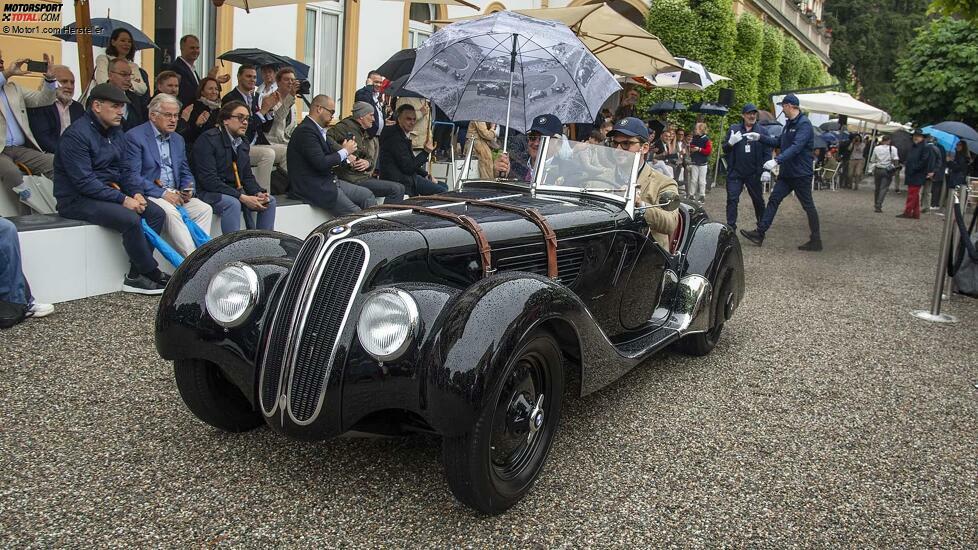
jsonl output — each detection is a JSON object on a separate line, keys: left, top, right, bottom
{"left": 205, "top": 262, "right": 260, "bottom": 327}
{"left": 357, "top": 288, "right": 419, "bottom": 361}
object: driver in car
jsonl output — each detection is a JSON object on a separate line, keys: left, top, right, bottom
{"left": 493, "top": 114, "right": 570, "bottom": 183}
{"left": 609, "top": 117, "right": 679, "bottom": 249}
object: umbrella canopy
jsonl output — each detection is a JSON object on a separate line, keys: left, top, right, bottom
{"left": 819, "top": 120, "right": 842, "bottom": 132}
{"left": 932, "top": 121, "right": 978, "bottom": 142}
{"left": 840, "top": 119, "right": 911, "bottom": 134}
{"left": 377, "top": 48, "right": 416, "bottom": 81}
{"left": 57, "top": 18, "right": 157, "bottom": 50}
{"left": 402, "top": 11, "right": 620, "bottom": 133}
{"left": 433, "top": 5, "right": 680, "bottom": 76}
{"left": 773, "top": 92, "right": 890, "bottom": 124}
{"left": 757, "top": 110, "right": 777, "bottom": 123}
{"left": 921, "top": 126, "right": 959, "bottom": 152}
{"left": 652, "top": 58, "right": 727, "bottom": 90}
{"left": 760, "top": 119, "right": 783, "bottom": 138}
{"left": 690, "top": 102, "right": 729, "bottom": 116}
{"left": 813, "top": 134, "right": 828, "bottom": 150}
{"left": 386, "top": 75, "right": 425, "bottom": 99}
{"left": 226, "top": 0, "right": 477, "bottom": 12}
{"left": 647, "top": 100, "right": 686, "bottom": 114}
{"left": 890, "top": 130, "right": 913, "bottom": 160}
{"left": 218, "top": 48, "right": 310, "bottom": 80}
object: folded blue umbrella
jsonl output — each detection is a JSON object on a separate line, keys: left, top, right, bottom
{"left": 141, "top": 220, "right": 184, "bottom": 268}
{"left": 177, "top": 206, "right": 211, "bottom": 248}
{"left": 921, "top": 126, "right": 959, "bottom": 152}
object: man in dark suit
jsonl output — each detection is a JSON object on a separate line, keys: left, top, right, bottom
{"left": 105, "top": 57, "right": 147, "bottom": 132}
{"left": 287, "top": 94, "right": 373, "bottom": 215}
{"left": 165, "top": 34, "right": 230, "bottom": 108}
{"left": 354, "top": 70, "right": 386, "bottom": 137}
{"left": 222, "top": 64, "right": 281, "bottom": 189}
{"left": 379, "top": 104, "right": 446, "bottom": 196}
{"left": 27, "top": 65, "right": 84, "bottom": 154}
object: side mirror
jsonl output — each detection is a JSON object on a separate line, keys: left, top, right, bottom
{"left": 634, "top": 191, "right": 681, "bottom": 220}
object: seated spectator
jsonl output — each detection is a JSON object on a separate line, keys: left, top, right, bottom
{"left": 53, "top": 83, "right": 168, "bottom": 295}
{"left": 105, "top": 57, "right": 148, "bottom": 132}
{"left": 179, "top": 76, "right": 220, "bottom": 152}
{"left": 192, "top": 101, "right": 276, "bottom": 233}
{"left": 1, "top": 51, "right": 57, "bottom": 204}
{"left": 27, "top": 64, "right": 83, "bottom": 155}
{"left": 256, "top": 64, "right": 278, "bottom": 103}
{"left": 379, "top": 104, "right": 447, "bottom": 196}
{"left": 165, "top": 34, "right": 230, "bottom": 109}
{"left": 221, "top": 65, "right": 283, "bottom": 189}
{"left": 0, "top": 217, "right": 53, "bottom": 324}
{"left": 327, "top": 101, "right": 404, "bottom": 203}
{"left": 126, "top": 93, "right": 213, "bottom": 257}
{"left": 263, "top": 67, "right": 299, "bottom": 150}
{"left": 94, "top": 29, "right": 148, "bottom": 97}
{"left": 153, "top": 70, "right": 180, "bottom": 97}
{"left": 288, "top": 95, "right": 374, "bottom": 216}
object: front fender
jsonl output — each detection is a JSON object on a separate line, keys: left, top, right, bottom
{"left": 155, "top": 230, "right": 303, "bottom": 405}
{"left": 682, "top": 221, "right": 744, "bottom": 326}
{"left": 419, "top": 271, "right": 637, "bottom": 437}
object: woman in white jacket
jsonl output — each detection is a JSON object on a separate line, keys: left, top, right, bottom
{"left": 94, "top": 28, "right": 147, "bottom": 96}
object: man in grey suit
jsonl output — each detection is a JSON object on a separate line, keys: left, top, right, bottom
{"left": 0, "top": 51, "right": 57, "bottom": 203}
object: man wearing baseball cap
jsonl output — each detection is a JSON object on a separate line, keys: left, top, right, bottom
{"left": 53, "top": 83, "right": 169, "bottom": 294}
{"left": 741, "top": 93, "right": 822, "bottom": 251}
{"left": 608, "top": 117, "right": 679, "bottom": 249}
{"left": 722, "top": 103, "right": 769, "bottom": 232}
{"left": 493, "top": 114, "right": 566, "bottom": 182}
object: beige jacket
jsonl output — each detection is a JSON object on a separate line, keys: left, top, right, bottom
{"left": 636, "top": 164, "right": 680, "bottom": 249}
{"left": 94, "top": 55, "right": 148, "bottom": 96}
{"left": 0, "top": 75, "right": 56, "bottom": 155}
{"left": 266, "top": 93, "right": 297, "bottom": 145}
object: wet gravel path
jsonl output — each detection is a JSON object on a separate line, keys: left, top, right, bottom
{"left": 2, "top": 185, "right": 977, "bottom": 547}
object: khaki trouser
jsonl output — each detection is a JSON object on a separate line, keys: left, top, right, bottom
{"left": 250, "top": 143, "right": 288, "bottom": 189}
{"left": 147, "top": 196, "right": 213, "bottom": 257}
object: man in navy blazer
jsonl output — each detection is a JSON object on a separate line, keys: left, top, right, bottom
{"left": 286, "top": 94, "right": 373, "bottom": 215}
{"left": 191, "top": 100, "right": 276, "bottom": 233}
{"left": 27, "top": 65, "right": 84, "bottom": 154}
{"left": 125, "top": 93, "right": 213, "bottom": 257}
{"left": 354, "top": 71, "right": 386, "bottom": 137}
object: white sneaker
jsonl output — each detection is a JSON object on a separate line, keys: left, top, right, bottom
{"left": 26, "top": 302, "right": 55, "bottom": 318}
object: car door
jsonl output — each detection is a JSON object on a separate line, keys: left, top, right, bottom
{"left": 616, "top": 221, "right": 673, "bottom": 330}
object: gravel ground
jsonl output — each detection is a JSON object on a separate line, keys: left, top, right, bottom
{"left": 2, "top": 185, "right": 977, "bottom": 547}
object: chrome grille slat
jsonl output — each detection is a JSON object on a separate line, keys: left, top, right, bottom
{"left": 258, "top": 233, "right": 324, "bottom": 415}
{"left": 287, "top": 241, "right": 367, "bottom": 423}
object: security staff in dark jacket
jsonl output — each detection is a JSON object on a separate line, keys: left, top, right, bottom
{"left": 53, "top": 83, "right": 168, "bottom": 295}
{"left": 287, "top": 94, "right": 373, "bottom": 215}
{"left": 741, "top": 94, "right": 822, "bottom": 251}
{"left": 898, "top": 129, "right": 934, "bottom": 219}
{"left": 721, "top": 103, "right": 768, "bottom": 231}
{"left": 191, "top": 101, "right": 276, "bottom": 233}
{"left": 924, "top": 137, "right": 947, "bottom": 211}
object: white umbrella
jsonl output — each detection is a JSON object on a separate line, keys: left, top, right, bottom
{"left": 651, "top": 58, "right": 728, "bottom": 90}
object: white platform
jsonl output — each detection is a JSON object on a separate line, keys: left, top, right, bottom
{"left": 19, "top": 201, "right": 331, "bottom": 304}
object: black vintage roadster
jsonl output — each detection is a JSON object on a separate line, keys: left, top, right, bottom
{"left": 156, "top": 137, "right": 744, "bottom": 514}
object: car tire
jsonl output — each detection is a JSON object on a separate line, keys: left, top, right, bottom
{"left": 174, "top": 358, "right": 263, "bottom": 432}
{"left": 674, "top": 268, "right": 732, "bottom": 357}
{"left": 442, "top": 329, "right": 564, "bottom": 514}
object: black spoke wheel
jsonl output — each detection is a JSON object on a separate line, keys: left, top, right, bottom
{"left": 442, "top": 329, "right": 564, "bottom": 514}
{"left": 174, "top": 358, "right": 263, "bottom": 432}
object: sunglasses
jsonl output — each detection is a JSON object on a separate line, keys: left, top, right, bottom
{"left": 527, "top": 133, "right": 543, "bottom": 143}
{"left": 611, "top": 139, "right": 641, "bottom": 149}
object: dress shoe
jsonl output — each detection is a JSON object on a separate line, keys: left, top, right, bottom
{"left": 895, "top": 213, "right": 912, "bottom": 218}
{"left": 798, "top": 239, "right": 823, "bottom": 251}
{"left": 739, "top": 229, "right": 764, "bottom": 246}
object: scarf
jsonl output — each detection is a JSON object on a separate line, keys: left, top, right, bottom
{"left": 198, "top": 97, "right": 221, "bottom": 110}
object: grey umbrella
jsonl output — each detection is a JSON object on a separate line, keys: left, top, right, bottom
{"left": 933, "top": 121, "right": 978, "bottom": 142}
{"left": 402, "top": 11, "right": 621, "bottom": 150}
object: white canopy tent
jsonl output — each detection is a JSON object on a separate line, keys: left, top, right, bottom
{"left": 772, "top": 92, "right": 891, "bottom": 124}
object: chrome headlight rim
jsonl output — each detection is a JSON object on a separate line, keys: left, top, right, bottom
{"left": 205, "top": 261, "right": 261, "bottom": 328}
{"left": 357, "top": 288, "right": 420, "bottom": 362}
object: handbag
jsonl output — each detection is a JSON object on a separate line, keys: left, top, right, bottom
{"left": 950, "top": 203, "right": 978, "bottom": 297}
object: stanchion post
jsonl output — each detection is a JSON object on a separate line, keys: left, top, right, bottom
{"left": 912, "top": 185, "right": 961, "bottom": 323}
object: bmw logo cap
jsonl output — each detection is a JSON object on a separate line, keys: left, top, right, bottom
{"left": 607, "top": 117, "right": 649, "bottom": 141}
{"left": 527, "top": 114, "right": 563, "bottom": 137}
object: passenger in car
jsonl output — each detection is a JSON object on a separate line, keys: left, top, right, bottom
{"left": 493, "top": 114, "right": 567, "bottom": 182}
{"left": 608, "top": 117, "right": 679, "bottom": 249}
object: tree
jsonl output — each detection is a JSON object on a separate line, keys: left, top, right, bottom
{"left": 822, "top": 0, "right": 930, "bottom": 115}
{"left": 727, "top": 13, "right": 763, "bottom": 123}
{"left": 691, "top": 0, "right": 737, "bottom": 102}
{"left": 798, "top": 53, "right": 824, "bottom": 88}
{"left": 928, "top": 0, "right": 978, "bottom": 24}
{"left": 780, "top": 38, "right": 804, "bottom": 92}
{"left": 893, "top": 17, "right": 978, "bottom": 127}
{"left": 757, "top": 25, "right": 785, "bottom": 108}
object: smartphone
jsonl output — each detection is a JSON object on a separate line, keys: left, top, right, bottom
{"left": 26, "top": 60, "right": 47, "bottom": 73}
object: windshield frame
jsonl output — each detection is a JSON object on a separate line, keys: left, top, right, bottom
{"left": 457, "top": 135, "right": 642, "bottom": 217}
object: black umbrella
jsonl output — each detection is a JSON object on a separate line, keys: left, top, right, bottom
{"left": 819, "top": 120, "right": 842, "bottom": 131}
{"left": 377, "top": 48, "right": 416, "bottom": 81}
{"left": 690, "top": 102, "right": 729, "bottom": 116}
{"left": 932, "top": 121, "right": 978, "bottom": 142}
{"left": 647, "top": 100, "right": 685, "bottom": 114}
{"left": 760, "top": 119, "right": 783, "bottom": 138}
{"left": 890, "top": 129, "right": 913, "bottom": 160}
{"left": 218, "top": 48, "right": 310, "bottom": 80}
{"left": 814, "top": 134, "right": 828, "bottom": 150}
{"left": 386, "top": 75, "right": 425, "bottom": 99}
